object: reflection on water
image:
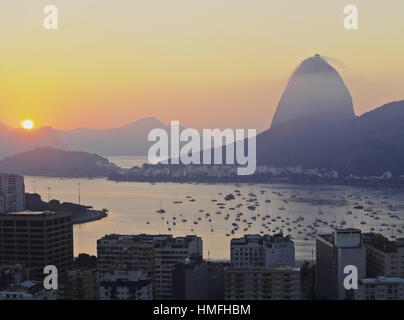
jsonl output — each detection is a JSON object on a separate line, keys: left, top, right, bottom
{"left": 24, "top": 176, "right": 404, "bottom": 261}
{"left": 106, "top": 155, "right": 150, "bottom": 169}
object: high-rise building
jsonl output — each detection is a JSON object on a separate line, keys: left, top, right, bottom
{"left": 225, "top": 265, "right": 301, "bottom": 300}
{"left": 316, "top": 228, "right": 366, "bottom": 300}
{"left": 0, "top": 211, "right": 73, "bottom": 279}
{"left": 230, "top": 233, "right": 295, "bottom": 269}
{"left": 100, "top": 270, "right": 152, "bottom": 300}
{"left": 357, "top": 276, "right": 404, "bottom": 300}
{"left": 97, "top": 234, "right": 202, "bottom": 299}
{"left": 0, "top": 174, "right": 25, "bottom": 213}
{"left": 61, "top": 268, "right": 99, "bottom": 300}
{"left": 172, "top": 254, "right": 226, "bottom": 300}
{"left": 362, "top": 233, "right": 404, "bottom": 277}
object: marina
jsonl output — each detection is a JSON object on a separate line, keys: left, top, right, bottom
{"left": 23, "top": 175, "right": 404, "bottom": 261}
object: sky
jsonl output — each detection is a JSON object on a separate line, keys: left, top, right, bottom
{"left": 0, "top": 0, "right": 403, "bottom": 132}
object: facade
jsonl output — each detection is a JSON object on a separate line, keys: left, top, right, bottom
{"left": 362, "top": 233, "right": 404, "bottom": 277}
{"left": 172, "top": 254, "right": 226, "bottom": 300}
{"left": 0, "top": 280, "right": 56, "bottom": 300}
{"left": 100, "top": 270, "right": 152, "bottom": 300}
{"left": 62, "top": 268, "right": 99, "bottom": 300}
{"left": 0, "top": 211, "right": 73, "bottom": 279}
{"left": 230, "top": 233, "right": 295, "bottom": 269}
{"left": 316, "top": 229, "right": 366, "bottom": 300}
{"left": 225, "top": 265, "right": 301, "bottom": 300}
{"left": 97, "top": 234, "right": 202, "bottom": 299}
{"left": 0, "top": 174, "right": 25, "bottom": 213}
{"left": 357, "top": 276, "right": 404, "bottom": 300}
{"left": 0, "top": 264, "right": 29, "bottom": 290}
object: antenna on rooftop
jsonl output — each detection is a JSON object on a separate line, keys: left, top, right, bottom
{"left": 78, "top": 182, "right": 81, "bottom": 205}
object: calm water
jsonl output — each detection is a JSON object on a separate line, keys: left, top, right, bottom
{"left": 106, "top": 155, "right": 151, "bottom": 168}
{"left": 24, "top": 172, "right": 404, "bottom": 261}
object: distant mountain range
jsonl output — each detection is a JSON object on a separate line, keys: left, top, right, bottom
{"left": 56, "top": 117, "right": 173, "bottom": 156}
{"left": 0, "top": 124, "right": 64, "bottom": 160}
{"left": 0, "top": 117, "right": 172, "bottom": 160}
{"left": 1, "top": 54, "right": 404, "bottom": 178}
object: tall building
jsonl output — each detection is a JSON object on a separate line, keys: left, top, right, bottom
{"left": 100, "top": 270, "right": 152, "bottom": 300}
{"left": 225, "top": 265, "right": 301, "bottom": 300}
{"left": 172, "top": 254, "right": 226, "bottom": 300}
{"left": 316, "top": 228, "right": 366, "bottom": 300}
{"left": 357, "top": 276, "right": 404, "bottom": 300}
{"left": 230, "top": 233, "right": 295, "bottom": 269}
{"left": 97, "top": 234, "right": 202, "bottom": 299}
{"left": 362, "top": 233, "right": 404, "bottom": 277}
{"left": 0, "top": 174, "right": 25, "bottom": 213}
{"left": 0, "top": 211, "right": 73, "bottom": 279}
{"left": 61, "top": 268, "right": 99, "bottom": 300}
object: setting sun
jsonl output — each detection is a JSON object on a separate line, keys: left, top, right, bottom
{"left": 22, "top": 120, "right": 34, "bottom": 130}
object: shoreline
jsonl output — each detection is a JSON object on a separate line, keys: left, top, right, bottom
{"left": 72, "top": 210, "right": 108, "bottom": 225}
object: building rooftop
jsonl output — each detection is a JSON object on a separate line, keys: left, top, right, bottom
{"left": 360, "top": 276, "right": 404, "bottom": 285}
{"left": 318, "top": 228, "right": 362, "bottom": 246}
{"left": 0, "top": 210, "right": 71, "bottom": 218}
{"left": 99, "top": 234, "right": 200, "bottom": 246}
{"left": 0, "top": 280, "right": 43, "bottom": 294}
{"left": 229, "top": 265, "right": 300, "bottom": 272}
{"left": 0, "top": 211, "right": 46, "bottom": 216}
{"left": 362, "top": 232, "right": 404, "bottom": 253}
{"left": 231, "top": 233, "right": 293, "bottom": 246}
{"left": 334, "top": 228, "right": 361, "bottom": 233}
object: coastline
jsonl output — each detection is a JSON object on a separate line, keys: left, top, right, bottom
{"left": 72, "top": 209, "right": 108, "bottom": 225}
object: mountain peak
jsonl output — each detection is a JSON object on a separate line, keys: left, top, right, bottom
{"left": 270, "top": 54, "right": 355, "bottom": 129}
{"left": 120, "top": 117, "right": 165, "bottom": 130}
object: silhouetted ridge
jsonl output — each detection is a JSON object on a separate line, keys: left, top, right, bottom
{"left": 271, "top": 54, "right": 355, "bottom": 129}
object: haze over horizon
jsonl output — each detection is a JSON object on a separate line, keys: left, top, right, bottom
{"left": 1, "top": 0, "right": 404, "bottom": 131}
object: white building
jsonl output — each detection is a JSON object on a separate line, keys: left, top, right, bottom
{"left": 316, "top": 229, "right": 366, "bottom": 300}
{"left": 357, "top": 277, "right": 404, "bottom": 300}
{"left": 0, "top": 174, "right": 25, "bottom": 213}
{"left": 231, "top": 233, "right": 295, "bottom": 269}
{"left": 100, "top": 270, "right": 152, "bottom": 300}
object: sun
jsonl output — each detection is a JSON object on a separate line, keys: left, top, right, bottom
{"left": 22, "top": 120, "right": 34, "bottom": 130}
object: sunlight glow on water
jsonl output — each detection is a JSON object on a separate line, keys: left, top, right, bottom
{"left": 24, "top": 175, "right": 404, "bottom": 261}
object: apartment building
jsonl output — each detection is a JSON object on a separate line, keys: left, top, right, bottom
{"left": 0, "top": 211, "right": 73, "bottom": 279}
{"left": 97, "top": 234, "right": 202, "bottom": 299}
{"left": 100, "top": 270, "right": 152, "bottom": 300}
{"left": 316, "top": 228, "right": 366, "bottom": 300}
{"left": 225, "top": 265, "right": 301, "bottom": 300}
{"left": 362, "top": 233, "right": 404, "bottom": 277}
{"left": 230, "top": 233, "right": 295, "bottom": 268}
{"left": 357, "top": 276, "right": 404, "bottom": 300}
{"left": 0, "top": 174, "right": 25, "bottom": 213}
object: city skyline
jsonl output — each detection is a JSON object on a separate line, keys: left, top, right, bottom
{"left": 1, "top": 1, "right": 404, "bottom": 305}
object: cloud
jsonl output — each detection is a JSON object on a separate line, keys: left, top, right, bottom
{"left": 322, "top": 56, "right": 348, "bottom": 69}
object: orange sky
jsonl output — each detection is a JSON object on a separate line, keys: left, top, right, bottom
{"left": 1, "top": 0, "right": 403, "bottom": 131}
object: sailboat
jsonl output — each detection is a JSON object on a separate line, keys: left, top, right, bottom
{"left": 156, "top": 200, "right": 165, "bottom": 214}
